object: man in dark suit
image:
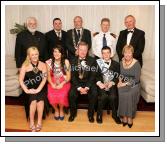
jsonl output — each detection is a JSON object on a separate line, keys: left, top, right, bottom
{"left": 66, "top": 16, "right": 92, "bottom": 62}
{"left": 45, "top": 18, "right": 67, "bottom": 58}
{"left": 96, "top": 46, "right": 121, "bottom": 124}
{"left": 116, "top": 15, "right": 145, "bottom": 67}
{"left": 15, "top": 17, "right": 47, "bottom": 69}
{"left": 68, "top": 42, "right": 97, "bottom": 123}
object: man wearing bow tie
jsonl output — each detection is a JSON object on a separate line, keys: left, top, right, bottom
{"left": 96, "top": 46, "right": 121, "bottom": 124}
{"left": 66, "top": 16, "right": 91, "bottom": 62}
{"left": 116, "top": 15, "right": 145, "bottom": 67}
{"left": 45, "top": 18, "right": 67, "bottom": 58}
{"left": 68, "top": 42, "right": 97, "bottom": 123}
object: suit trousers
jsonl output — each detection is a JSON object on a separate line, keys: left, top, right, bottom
{"left": 97, "top": 86, "right": 118, "bottom": 117}
{"left": 69, "top": 85, "right": 97, "bottom": 117}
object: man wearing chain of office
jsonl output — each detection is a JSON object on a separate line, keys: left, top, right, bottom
{"left": 68, "top": 41, "right": 97, "bottom": 123}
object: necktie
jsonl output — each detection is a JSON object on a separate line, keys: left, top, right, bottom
{"left": 77, "top": 30, "right": 80, "bottom": 38}
{"left": 57, "top": 32, "right": 61, "bottom": 40}
{"left": 103, "top": 34, "right": 107, "bottom": 47}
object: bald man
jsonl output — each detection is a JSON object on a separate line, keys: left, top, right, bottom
{"left": 116, "top": 15, "right": 145, "bottom": 67}
{"left": 15, "top": 17, "right": 48, "bottom": 69}
{"left": 66, "top": 16, "right": 91, "bottom": 62}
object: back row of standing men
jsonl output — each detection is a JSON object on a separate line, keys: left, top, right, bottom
{"left": 15, "top": 15, "right": 145, "bottom": 69}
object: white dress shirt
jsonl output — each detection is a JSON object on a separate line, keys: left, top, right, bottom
{"left": 126, "top": 29, "right": 134, "bottom": 45}
{"left": 54, "top": 30, "right": 62, "bottom": 38}
{"left": 92, "top": 31, "right": 116, "bottom": 58}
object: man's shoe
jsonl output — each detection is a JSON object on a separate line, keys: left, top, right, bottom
{"left": 96, "top": 115, "right": 102, "bottom": 124}
{"left": 88, "top": 116, "right": 94, "bottom": 123}
{"left": 112, "top": 116, "right": 122, "bottom": 124}
{"left": 128, "top": 123, "right": 133, "bottom": 128}
{"left": 122, "top": 121, "right": 128, "bottom": 127}
{"left": 68, "top": 115, "right": 75, "bottom": 122}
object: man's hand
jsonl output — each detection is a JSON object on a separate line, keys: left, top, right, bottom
{"left": 80, "top": 87, "right": 88, "bottom": 95}
{"left": 97, "top": 82, "right": 106, "bottom": 89}
{"left": 107, "top": 82, "right": 113, "bottom": 89}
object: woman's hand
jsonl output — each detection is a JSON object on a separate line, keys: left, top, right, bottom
{"left": 51, "top": 83, "right": 57, "bottom": 89}
{"left": 117, "top": 81, "right": 126, "bottom": 88}
{"left": 25, "top": 89, "right": 37, "bottom": 94}
{"left": 56, "top": 82, "right": 64, "bottom": 89}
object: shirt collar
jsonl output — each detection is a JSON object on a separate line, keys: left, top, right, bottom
{"left": 127, "top": 28, "right": 134, "bottom": 32}
{"left": 54, "top": 29, "right": 61, "bottom": 33}
{"left": 103, "top": 59, "right": 111, "bottom": 64}
{"left": 75, "top": 28, "right": 83, "bottom": 32}
{"left": 100, "top": 31, "right": 110, "bottom": 35}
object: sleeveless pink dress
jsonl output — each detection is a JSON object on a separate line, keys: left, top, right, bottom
{"left": 46, "top": 59, "right": 71, "bottom": 107}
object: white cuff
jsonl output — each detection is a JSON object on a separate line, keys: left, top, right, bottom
{"left": 85, "top": 87, "right": 89, "bottom": 90}
{"left": 96, "top": 81, "right": 102, "bottom": 85}
{"left": 77, "top": 87, "right": 81, "bottom": 91}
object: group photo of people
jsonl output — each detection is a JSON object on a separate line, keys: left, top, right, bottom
{"left": 4, "top": 5, "right": 156, "bottom": 134}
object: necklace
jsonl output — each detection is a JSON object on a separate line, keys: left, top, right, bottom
{"left": 78, "top": 59, "right": 85, "bottom": 79}
{"left": 31, "top": 61, "right": 39, "bottom": 74}
{"left": 124, "top": 58, "right": 133, "bottom": 68}
{"left": 72, "top": 28, "right": 84, "bottom": 49}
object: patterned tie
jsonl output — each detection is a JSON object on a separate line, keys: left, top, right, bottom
{"left": 103, "top": 34, "right": 107, "bottom": 47}
{"left": 57, "top": 32, "right": 61, "bottom": 40}
{"left": 77, "top": 30, "right": 80, "bottom": 38}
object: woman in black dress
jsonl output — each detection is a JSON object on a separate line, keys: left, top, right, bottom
{"left": 19, "top": 46, "right": 48, "bottom": 132}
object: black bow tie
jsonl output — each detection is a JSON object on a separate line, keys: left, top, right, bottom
{"left": 127, "top": 30, "right": 133, "bottom": 33}
{"left": 79, "top": 58, "right": 86, "bottom": 61}
{"left": 105, "top": 62, "right": 109, "bottom": 65}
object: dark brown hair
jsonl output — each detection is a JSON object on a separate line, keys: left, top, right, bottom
{"left": 101, "top": 18, "right": 110, "bottom": 24}
{"left": 51, "top": 45, "right": 66, "bottom": 74}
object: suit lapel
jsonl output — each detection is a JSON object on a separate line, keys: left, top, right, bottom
{"left": 74, "top": 29, "right": 79, "bottom": 43}
{"left": 123, "top": 30, "right": 128, "bottom": 45}
{"left": 53, "top": 30, "right": 59, "bottom": 40}
{"left": 130, "top": 28, "right": 137, "bottom": 45}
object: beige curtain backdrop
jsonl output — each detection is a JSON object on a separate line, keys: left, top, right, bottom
{"left": 5, "top": 5, "right": 155, "bottom": 60}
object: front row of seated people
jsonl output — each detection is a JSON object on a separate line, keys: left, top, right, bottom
{"left": 19, "top": 42, "right": 141, "bottom": 132}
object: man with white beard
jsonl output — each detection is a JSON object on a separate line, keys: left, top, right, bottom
{"left": 15, "top": 17, "right": 48, "bottom": 70}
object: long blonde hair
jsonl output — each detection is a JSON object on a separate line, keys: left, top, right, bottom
{"left": 22, "top": 46, "right": 39, "bottom": 67}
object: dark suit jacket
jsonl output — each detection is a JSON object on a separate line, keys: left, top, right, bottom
{"left": 15, "top": 30, "right": 47, "bottom": 68}
{"left": 96, "top": 59, "right": 120, "bottom": 86}
{"left": 45, "top": 30, "right": 67, "bottom": 58}
{"left": 70, "top": 56, "right": 97, "bottom": 89}
{"left": 66, "top": 28, "right": 92, "bottom": 61}
{"left": 116, "top": 28, "right": 145, "bottom": 66}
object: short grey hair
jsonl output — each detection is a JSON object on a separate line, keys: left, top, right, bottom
{"left": 26, "top": 17, "right": 37, "bottom": 25}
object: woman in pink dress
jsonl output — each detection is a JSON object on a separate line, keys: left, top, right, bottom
{"left": 46, "top": 45, "right": 71, "bottom": 120}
